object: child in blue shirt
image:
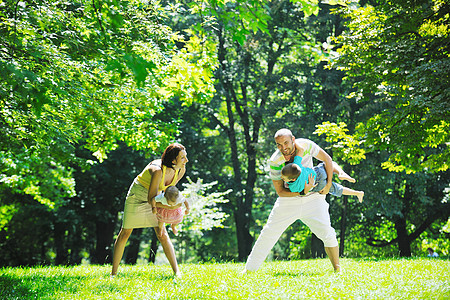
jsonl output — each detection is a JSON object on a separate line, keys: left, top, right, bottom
{"left": 281, "top": 155, "right": 364, "bottom": 202}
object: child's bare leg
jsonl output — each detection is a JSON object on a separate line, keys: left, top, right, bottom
{"left": 342, "top": 187, "right": 364, "bottom": 202}
{"left": 158, "top": 222, "right": 165, "bottom": 236}
{"left": 171, "top": 224, "right": 178, "bottom": 235}
{"left": 332, "top": 161, "right": 356, "bottom": 183}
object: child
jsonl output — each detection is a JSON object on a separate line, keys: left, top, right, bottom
{"left": 151, "top": 186, "right": 190, "bottom": 235}
{"left": 281, "top": 155, "right": 364, "bottom": 203}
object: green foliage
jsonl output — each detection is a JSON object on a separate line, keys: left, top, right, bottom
{"left": 0, "top": 0, "right": 217, "bottom": 209}
{"left": 1, "top": 259, "right": 449, "bottom": 299}
{"left": 173, "top": 177, "right": 234, "bottom": 262}
{"left": 172, "top": 0, "right": 345, "bottom": 260}
{"left": 330, "top": 0, "right": 450, "bottom": 173}
{"left": 180, "top": 177, "right": 230, "bottom": 233}
{"left": 289, "top": 226, "right": 313, "bottom": 259}
{"left": 0, "top": 195, "right": 55, "bottom": 266}
{"left": 314, "top": 121, "right": 366, "bottom": 165}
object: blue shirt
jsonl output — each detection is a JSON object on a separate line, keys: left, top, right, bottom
{"left": 288, "top": 156, "right": 317, "bottom": 193}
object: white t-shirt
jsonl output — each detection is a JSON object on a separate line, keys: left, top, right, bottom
{"left": 154, "top": 192, "right": 185, "bottom": 206}
{"left": 267, "top": 138, "right": 321, "bottom": 181}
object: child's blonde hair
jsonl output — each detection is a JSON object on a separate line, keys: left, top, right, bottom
{"left": 164, "top": 186, "right": 180, "bottom": 205}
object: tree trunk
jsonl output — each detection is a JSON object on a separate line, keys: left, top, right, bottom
{"left": 235, "top": 209, "right": 254, "bottom": 261}
{"left": 394, "top": 217, "right": 412, "bottom": 257}
{"left": 54, "top": 222, "right": 69, "bottom": 265}
{"left": 339, "top": 196, "right": 348, "bottom": 256}
{"left": 311, "top": 233, "right": 326, "bottom": 258}
{"left": 125, "top": 228, "right": 142, "bottom": 264}
{"left": 148, "top": 230, "right": 158, "bottom": 264}
{"left": 92, "top": 220, "right": 116, "bottom": 264}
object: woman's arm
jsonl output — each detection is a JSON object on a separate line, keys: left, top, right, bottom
{"left": 147, "top": 166, "right": 162, "bottom": 214}
{"left": 154, "top": 165, "right": 187, "bottom": 210}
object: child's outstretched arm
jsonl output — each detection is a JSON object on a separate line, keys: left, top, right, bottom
{"left": 303, "top": 174, "right": 316, "bottom": 194}
{"left": 184, "top": 200, "right": 190, "bottom": 215}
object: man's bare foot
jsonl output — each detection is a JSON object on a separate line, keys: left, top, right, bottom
{"left": 171, "top": 225, "right": 178, "bottom": 235}
{"left": 356, "top": 191, "right": 364, "bottom": 203}
{"left": 240, "top": 269, "right": 250, "bottom": 275}
{"left": 338, "top": 172, "right": 356, "bottom": 183}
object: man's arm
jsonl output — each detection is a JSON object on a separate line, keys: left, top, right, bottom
{"left": 315, "top": 148, "right": 333, "bottom": 194}
{"left": 272, "top": 180, "right": 301, "bottom": 197}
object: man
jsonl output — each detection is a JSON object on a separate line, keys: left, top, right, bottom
{"left": 243, "top": 128, "right": 340, "bottom": 273}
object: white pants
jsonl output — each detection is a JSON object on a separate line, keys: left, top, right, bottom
{"left": 245, "top": 193, "right": 338, "bottom": 271}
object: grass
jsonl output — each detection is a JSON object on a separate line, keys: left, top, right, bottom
{"left": 0, "top": 258, "right": 449, "bottom": 299}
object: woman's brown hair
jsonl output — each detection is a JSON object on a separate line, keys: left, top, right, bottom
{"left": 161, "top": 143, "right": 185, "bottom": 169}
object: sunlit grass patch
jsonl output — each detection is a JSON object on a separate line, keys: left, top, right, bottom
{"left": 0, "top": 258, "right": 448, "bottom": 299}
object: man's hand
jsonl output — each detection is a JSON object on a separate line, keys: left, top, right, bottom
{"left": 319, "top": 182, "right": 332, "bottom": 195}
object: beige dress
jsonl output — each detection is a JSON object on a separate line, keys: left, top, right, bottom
{"left": 122, "top": 162, "right": 179, "bottom": 229}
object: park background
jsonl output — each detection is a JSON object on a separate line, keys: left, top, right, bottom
{"left": 0, "top": 0, "right": 449, "bottom": 270}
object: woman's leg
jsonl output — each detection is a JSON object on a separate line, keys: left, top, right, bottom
{"left": 342, "top": 187, "right": 364, "bottom": 202}
{"left": 154, "top": 226, "right": 180, "bottom": 275}
{"left": 111, "top": 228, "right": 133, "bottom": 276}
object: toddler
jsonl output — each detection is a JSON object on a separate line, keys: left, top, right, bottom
{"left": 281, "top": 155, "right": 364, "bottom": 202}
{"left": 151, "top": 186, "right": 190, "bottom": 235}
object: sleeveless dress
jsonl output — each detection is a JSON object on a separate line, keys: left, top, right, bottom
{"left": 122, "top": 161, "right": 179, "bottom": 229}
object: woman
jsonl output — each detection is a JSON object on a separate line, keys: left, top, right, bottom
{"left": 111, "top": 143, "right": 188, "bottom": 277}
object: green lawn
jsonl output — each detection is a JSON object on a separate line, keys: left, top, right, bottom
{"left": 0, "top": 258, "right": 448, "bottom": 299}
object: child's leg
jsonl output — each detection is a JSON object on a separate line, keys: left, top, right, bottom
{"left": 158, "top": 221, "right": 165, "bottom": 236}
{"left": 341, "top": 186, "right": 364, "bottom": 203}
{"left": 171, "top": 223, "right": 178, "bottom": 235}
{"left": 332, "top": 161, "right": 356, "bottom": 183}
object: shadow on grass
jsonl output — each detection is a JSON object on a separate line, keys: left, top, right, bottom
{"left": 0, "top": 273, "right": 96, "bottom": 299}
{"left": 116, "top": 271, "right": 175, "bottom": 281}
{"left": 0, "top": 276, "right": 35, "bottom": 299}
{"left": 270, "top": 270, "right": 320, "bottom": 277}
{"left": 349, "top": 256, "right": 433, "bottom": 262}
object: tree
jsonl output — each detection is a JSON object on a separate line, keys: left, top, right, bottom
{"left": 323, "top": 0, "right": 450, "bottom": 257}
{"left": 331, "top": 0, "right": 450, "bottom": 174}
{"left": 316, "top": 121, "right": 450, "bottom": 257}
{"left": 361, "top": 159, "right": 450, "bottom": 257}
{"left": 176, "top": 178, "right": 231, "bottom": 262}
{"left": 0, "top": 0, "right": 214, "bottom": 207}
{"left": 185, "top": 0, "right": 330, "bottom": 261}
{"left": 0, "top": 0, "right": 216, "bottom": 266}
